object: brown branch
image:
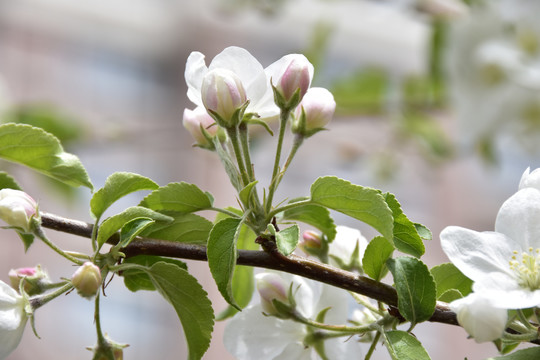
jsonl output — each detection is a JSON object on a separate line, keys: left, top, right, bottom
{"left": 41, "top": 211, "right": 456, "bottom": 326}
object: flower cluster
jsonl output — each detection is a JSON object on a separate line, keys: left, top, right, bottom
{"left": 441, "top": 167, "right": 540, "bottom": 342}
{"left": 182, "top": 46, "right": 335, "bottom": 147}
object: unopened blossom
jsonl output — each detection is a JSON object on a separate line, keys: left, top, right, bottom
{"left": 441, "top": 187, "right": 540, "bottom": 309}
{"left": 293, "top": 87, "right": 336, "bottom": 136}
{"left": 0, "top": 189, "right": 39, "bottom": 232}
{"left": 9, "top": 266, "right": 50, "bottom": 296}
{"left": 224, "top": 272, "right": 362, "bottom": 359}
{"left": 449, "top": 292, "right": 508, "bottom": 343}
{"left": 182, "top": 107, "right": 218, "bottom": 146}
{"left": 266, "top": 54, "right": 314, "bottom": 105}
{"left": 185, "top": 46, "right": 278, "bottom": 122}
{"left": 201, "top": 69, "right": 247, "bottom": 125}
{"left": 0, "top": 280, "right": 28, "bottom": 359}
{"left": 301, "top": 230, "right": 322, "bottom": 250}
{"left": 71, "top": 262, "right": 102, "bottom": 299}
{"left": 256, "top": 273, "right": 289, "bottom": 316}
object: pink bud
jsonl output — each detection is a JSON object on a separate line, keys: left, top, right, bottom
{"left": 183, "top": 107, "right": 218, "bottom": 145}
{"left": 0, "top": 189, "right": 39, "bottom": 232}
{"left": 256, "top": 273, "right": 289, "bottom": 315}
{"left": 201, "top": 68, "right": 247, "bottom": 124}
{"left": 9, "top": 266, "right": 50, "bottom": 295}
{"left": 295, "top": 87, "right": 336, "bottom": 132}
{"left": 301, "top": 230, "right": 322, "bottom": 249}
{"left": 276, "top": 56, "right": 312, "bottom": 102}
{"left": 71, "top": 262, "right": 102, "bottom": 299}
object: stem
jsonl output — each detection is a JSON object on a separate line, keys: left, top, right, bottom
{"left": 34, "top": 226, "right": 85, "bottom": 265}
{"left": 517, "top": 309, "right": 537, "bottom": 331}
{"left": 91, "top": 215, "right": 100, "bottom": 252}
{"left": 267, "top": 198, "right": 312, "bottom": 221}
{"left": 239, "top": 123, "right": 263, "bottom": 213}
{"left": 30, "top": 281, "right": 73, "bottom": 310}
{"left": 227, "top": 127, "right": 250, "bottom": 187}
{"left": 209, "top": 207, "right": 243, "bottom": 218}
{"left": 94, "top": 292, "right": 115, "bottom": 360}
{"left": 265, "top": 108, "right": 291, "bottom": 214}
{"left": 365, "top": 331, "right": 381, "bottom": 360}
{"left": 290, "top": 309, "right": 385, "bottom": 334}
{"left": 276, "top": 134, "right": 304, "bottom": 188}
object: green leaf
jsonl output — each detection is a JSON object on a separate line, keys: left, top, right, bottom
{"left": 487, "top": 347, "right": 540, "bottom": 359}
{"left": 90, "top": 172, "right": 158, "bottom": 219}
{"left": 0, "top": 123, "right": 93, "bottom": 189}
{"left": 122, "top": 255, "right": 187, "bottom": 292}
{"left": 142, "top": 212, "right": 213, "bottom": 245}
{"left": 97, "top": 206, "right": 173, "bottom": 248}
{"left": 140, "top": 182, "right": 213, "bottom": 213}
{"left": 0, "top": 171, "right": 22, "bottom": 190}
{"left": 384, "top": 193, "right": 425, "bottom": 257}
{"left": 18, "top": 233, "right": 34, "bottom": 251}
{"left": 281, "top": 199, "right": 337, "bottom": 241}
{"left": 213, "top": 137, "right": 242, "bottom": 192}
{"left": 310, "top": 176, "right": 393, "bottom": 240}
{"left": 275, "top": 225, "right": 300, "bottom": 256}
{"left": 414, "top": 223, "right": 432, "bottom": 241}
{"left": 363, "top": 236, "right": 394, "bottom": 281}
{"left": 118, "top": 218, "right": 156, "bottom": 248}
{"left": 430, "top": 263, "right": 473, "bottom": 299}
{"left": 239, "top": 181, "right": 258, "bottom": 208}
{"left": 207, "top": 217, "right": 242, "bottom": 309}
{"left": 387, "top": 257, "right": 436, "bottom": 325}
{"left": 384, "top": 330, "right": 431, "bottom": 360}
{"left": 438, "top": 289, "right": 463, "bottom": 303}
{"left": 147, "top": 262, "right": 214, "bottom": 360}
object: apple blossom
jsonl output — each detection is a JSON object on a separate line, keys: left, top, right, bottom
{"left": 185, "top": 46, "right": 278, "bottom": 122}
{"left": 201, "top": 68, "right": 247, "bottom": 126}
{"left": 224, "top": 272, "right": 362, "bottom": 359}
{"left": 256, "top": 272, "right": 289, "bottom": 316}
{"left": 441, "top": 187, "right": 540, "bottom": 309}
{"left": 449, "top": 292, "right": 508, "bottom": 343}
{"left": 182, "top": 107, "right": 219, "bottom": 146}
{"left": 0, "top": 189, "right": 39, "bottom": 232}
{"left": 9, "top": 266, "right": 50, "bottom": 296}
{"left": 293, "top": 87, "right": 336, "bottom": 137}
{"left": 71, "top": 262, "right": 102, "bottom": 299}
{"left": 265, "top": 54, "right": 313, "bottom": 107}
{"left": 0, "top": 280, "right": 28, "bottom": 359}
{"left": 300, "top": 230, "right": 322, "bottom": 250}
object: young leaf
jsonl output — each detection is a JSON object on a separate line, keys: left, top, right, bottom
{"left": 383, "top": 193, "right": 425, "bottom": 257}
{"left": 90, "top": 172, "right": 158, "bottom": 219}
{"left": 96, "top": 206, "right": 173, "bottom": 248}
{"left": 207, "top": 217, "right": 242, "bottom": 309}
{"left": 118, "top": 218, "right": 156, "bottom": 248}
{"left": 386, "top": 257, "right": 436, "bottom": 325}
{"left": 147, "top": 262, "right": 214, "bottom": 360}
{"left": 239, "top": 181, "right": 258, "bottom": 208}
{"left": 0, "top": 123, "right": 93, "bottom": 189}
{"left": 142, "top": 213, "right": 213, "bottom": 245}
{"left": 487, "top": 347, "right": 540, "bottom": 359}
{"left": 438, "top": 289, "right": 463, "bottom": 303}
{"left": 384, "top": 330, "right": 431, "bottom": 360}
{"left": 310, "top": 176, "right": 393, "bottom": 240}
{"left": 280, "top": 200, "right": 337, "bottom": 241}
{"left": 122, "top": 255, "right": 188, "bottom": 292}
{"left": 275, "top": 224, "right": 300, "bottom": 256}
{"left": 363, "top": 236, "right": 394, "bottom": 281}
{"left": 0, "top": 171, "right": 22, "bottom": 190}
{"left": 414, "top": 223, "right": 432, "bottom": 241}
{"left": 430, "top": 263, "right": 473, "bottom": 299}
{"left": 140, "top": 182, "right": 213, "bottom": 213}
{"left": 213, "top": 137, "right": 242, "bottom": 192}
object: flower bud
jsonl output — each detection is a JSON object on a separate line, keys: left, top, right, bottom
{"left": 0, "top": 189, "right": 39, "bottom": 232}
{"left": 301, "top": 230, "right": 322, "bottom": 250}
{"left": 293, "top": 87, "right": 335, "bottom": 137}
{"left": 201, "top": 68, "right": 247, "bottom": 126}
{"left": 9, "top": 265, "right": 50, "bottom": 296}
{"left": 0, "top": 280, "right": 28, "bottom": 359}
{"left": 275, "top": 55, "right": 312, "bottom": 103}
{"left": 71, "top": 262, "right": 102, "bottom": 299}
{"left": 256, "top": 272, "right": 289, "bottom": 316}
{"left": 183, "top": 107, "right": 219, "bottom": 146}
{"left": 449, "top": 293, "right": 507, "bottom": 343}
{"left": 88, "top": 335, "right": 128, "bottom": 360}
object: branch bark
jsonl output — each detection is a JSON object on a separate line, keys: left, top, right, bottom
{"left": 41, "top": 211, "right": 457, "bottom": 326}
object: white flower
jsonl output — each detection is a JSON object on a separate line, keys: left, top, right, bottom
{"left": 449, "top": 292, "right": 508, "bottom": 343}
{"left": 0, "top": 280, "right": 28, "bottom": 359}
{"left": 0, "top": 189, "right": 38, "bottom": 232}
{"left": 265, "top": 54, "right": 314, "bottom": 103}
{"left": 441, "top": 187, "right": 540, "bottom": 309}
{"left": 224, "top": 272, "right": 362, "bottom": 360}
{"left": 328, "top": 226, "right": 368, "bottom": 270}
{"left": 185, "top": 46, "right": 278, "bottom": 121}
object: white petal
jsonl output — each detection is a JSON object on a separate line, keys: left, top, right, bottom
{"left": 473, "top": 273, "right": 540, "bottom": 309}
{"left": 185, "top": 51, "right": 208, "bottom": 107}
{"left": 273, "top": 342, "right": 312, "bottom": 360}
{"left": 264, "top": 54, "right": 314, "bottom": 88}
{"left": 314, "top": 282, "right": 349, "bottom": 324}
{"left": 0, "top": 281, "right": 27, "bottom": 359}
{"left": 208, "top": 46, "right": 267, "bottom": 104}
{"left": 495, "top": 188, "right": 540, "bottom": 250}
{"left": 329, "top": 226, "right": 368, "bottom": 267}
{"left": 450, "top": 293, "right": 507, "bottom": 343}
{"left": 325, "top": 336, "right": 363, "bottom": 359}
{"left": 224, "top": 304, "right": 306, "bottom": 360}
{"left": 440, "top": 226, "right": 516, "bottom": 281}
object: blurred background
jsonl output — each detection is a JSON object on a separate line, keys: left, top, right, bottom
{"left": 0, "top": 0, "right": 539, "bottom": 358}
